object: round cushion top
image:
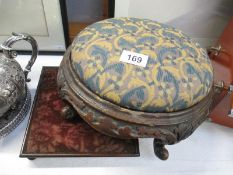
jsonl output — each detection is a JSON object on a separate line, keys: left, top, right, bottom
{"left": 71, "top": 17, "right": 213, "bottom": 113}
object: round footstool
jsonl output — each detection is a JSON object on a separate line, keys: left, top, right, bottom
{"left": 57, "top": 17, "right": 214, "bottom": 160}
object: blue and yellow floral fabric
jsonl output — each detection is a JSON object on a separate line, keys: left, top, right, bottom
{"left": 71, "top": 17, "right": 213, "bottom": 113}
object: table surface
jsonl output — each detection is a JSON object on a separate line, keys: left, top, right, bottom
{"left": 0, "top": 55, "right": 233, "bottom": 175}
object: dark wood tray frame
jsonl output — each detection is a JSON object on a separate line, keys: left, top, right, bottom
{"left": 20, "top": 67, "right": 139, "bottom": 160}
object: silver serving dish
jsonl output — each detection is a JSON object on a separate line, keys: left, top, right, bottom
{"left": 0, "top": 33, "right": 38, "bottom": 138}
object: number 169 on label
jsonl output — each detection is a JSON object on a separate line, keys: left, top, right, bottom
{"left": 120, "top": 50, "right": 148, "bottom": 67}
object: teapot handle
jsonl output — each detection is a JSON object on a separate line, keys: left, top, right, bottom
{"left": 0, "top": 32, "right": 38, "bottom": 82}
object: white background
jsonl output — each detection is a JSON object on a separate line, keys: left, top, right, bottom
{"left": 0, "top": 55, "right": 233, "bottom": 175}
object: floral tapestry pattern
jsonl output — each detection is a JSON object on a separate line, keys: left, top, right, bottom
{"left": 23, "top": 67, "right": 139, "bottom": 156}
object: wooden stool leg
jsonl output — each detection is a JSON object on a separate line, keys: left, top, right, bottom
{"left": 153, "top": 139, "right": 169, "bottom": 160}
{"left": 61, "top": 103, "right": 76, "bottom": 120}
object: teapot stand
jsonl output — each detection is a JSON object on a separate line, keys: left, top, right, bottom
{"left": 0, "top": 86, "right": 31, "bottom": 138}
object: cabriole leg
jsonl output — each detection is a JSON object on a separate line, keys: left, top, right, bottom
{"left": 153, "top": 139, "right": 169, "bottom": 160}
{"left": 61, "top": 104, "right": 76, "bottom": 120}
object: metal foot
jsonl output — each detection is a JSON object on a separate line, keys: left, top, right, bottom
{"left": 153, "top": 140, "right": 169, "bottom": 160}
{"left": 61, "top": 104, "right": 76, "bottom": 120}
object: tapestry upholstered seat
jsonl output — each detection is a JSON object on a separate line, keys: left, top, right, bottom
{"left": 71, "top": 17, "right": 213, "bottom": 113}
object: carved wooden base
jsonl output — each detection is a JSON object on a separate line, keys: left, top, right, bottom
{"left": 57, "top": 47, "right": 214, "bottom": 160}
{"left": 61, "top": 105, "right": 169, "bottom": 160}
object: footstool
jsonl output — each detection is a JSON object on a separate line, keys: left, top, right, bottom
{"left": 57, "top": 17, "right": 214, "bottom": 160}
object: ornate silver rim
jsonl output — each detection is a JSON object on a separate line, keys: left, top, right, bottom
{"left": 0, "top": 85, "right": 31, "bottom": 139}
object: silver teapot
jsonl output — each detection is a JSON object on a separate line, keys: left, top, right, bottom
{"left": 0, "top": 33, "right": 38, "bottom": 118}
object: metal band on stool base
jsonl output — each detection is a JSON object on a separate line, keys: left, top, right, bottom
{"left": 57, "top": 47, "right": 214, "bottom": 160}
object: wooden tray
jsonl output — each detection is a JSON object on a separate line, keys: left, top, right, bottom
{"left": 20, "top": 67, "right": 139, "bottom": 160}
